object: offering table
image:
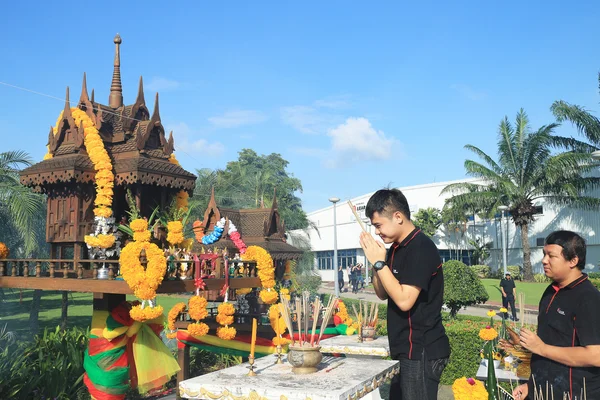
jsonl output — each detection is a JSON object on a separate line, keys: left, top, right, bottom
{"left": 179, "top": 353, "right": 399, "bottom": 400}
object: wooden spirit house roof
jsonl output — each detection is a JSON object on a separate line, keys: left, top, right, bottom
{"left": 20, "top": 34, "right": 196, "bottom": 192}
{"left": 194, "top": 189, "right": 303, "bottom": 260}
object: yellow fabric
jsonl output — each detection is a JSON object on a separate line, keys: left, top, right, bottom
{"left": 91, "top": 311, "right": 110, "bottom": 337}
{"left": 103, "top": 325, "right": 128, "bottom": 340}
{"left": 126, "top": 321, "right": 142, "bottom": 337}
{"left": 133, "top": 324, "right": 180, "bottom": 394}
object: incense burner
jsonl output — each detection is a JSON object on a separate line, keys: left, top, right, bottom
{"left": 287, "top": 345, "right": 322, "bottom": 374}
{"left": 361, "top": 326, "right": 376, "bottom": 341}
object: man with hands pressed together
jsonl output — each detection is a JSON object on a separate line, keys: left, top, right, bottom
{"left": 512, "top": 231, "right": 600, "bottom": 400}
{"left": 359, "top": 189, "right": 449, "bottom": 400}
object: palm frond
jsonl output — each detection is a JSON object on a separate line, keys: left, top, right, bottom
{"left": 551, "top": 100, "right": 600, "bottom": 145}
{"left": 464, "top": 145, "right": 503, "bottom": 175}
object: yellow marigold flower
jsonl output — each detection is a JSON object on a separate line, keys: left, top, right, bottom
{"left": 167, "top": 231, "right": 184, "bottom": 245}
{"left": 133, "top": 230, "right": 151, "bottom": 242}
{"left": 130, "top": 305, "right": 164, "bottom": 322}
{"left": 189, "top": 296, "right": 208, "bottom": 321}
{"left": 188, "top": 322, "right": 209, "bottom": 337}
{"left": 168, "top": 302, "right": 187, "bottom": 331}
{"left": 260, "top": 289, "right": 279, "bottom": 304}
{"left": 0, "top": 242, "right": 10, "bottom": 259}
{"left": 479, "top": 326, "right": 498, "bottom": 341}
{"left": 217, "top": 302, "right": 235, "bottom": 316}
{"left": 236, "top": 288, "right": 252, "bottom": 295}
{"left": 130, "top": 219, "right": 148, "bottom": 232}
{"left": 499, "top": 307, "right": 508, "bottom": 313}
{"left": 452, "top": 377, "right": 488, "bottom": 400}
{"left": 487, "top": 310, "right": 496, "bottom": 317}
{"left": 217, "top": 326, "right": 236, "bottom": 340}
{"left": 216, "top": 314, "right": 234, "bottom": 326}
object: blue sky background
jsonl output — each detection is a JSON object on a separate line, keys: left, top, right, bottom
{"left": 2, "top": 1, "right": 600, "bottom": 212}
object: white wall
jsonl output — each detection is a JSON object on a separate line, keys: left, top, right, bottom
{"left": 291, "top": 179, "right": 600, "bottom": 282}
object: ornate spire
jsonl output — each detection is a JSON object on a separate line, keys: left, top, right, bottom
{"left": 91, "top": 88, "right": 95, "bottom": 103}
{"left": 63, "top": 87, "right": 73, "bottom": 119}
{"left": 135, "top": 76, "right": 145, "bottom": 106}
{"left": 151, "top": 92, "right": 160, "bottom": 121}
{"left": 108, "top": 34, "right": 123, "bottom": 108}
{"left": 80, "top": 72, "right": 89, "bottom": 103}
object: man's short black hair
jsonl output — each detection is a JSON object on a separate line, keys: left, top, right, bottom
{"left": 365, "top": 188, "right": 411, "bottom": 220}
{"left": 545, "top": 230, "right": 587, "bottom": 270}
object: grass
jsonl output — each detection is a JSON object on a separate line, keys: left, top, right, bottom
{"left": 0, "top": 289, "right": 190, "bottom": 337}
{"left": 481, "top": 278, "right": 547, "bottom": 306}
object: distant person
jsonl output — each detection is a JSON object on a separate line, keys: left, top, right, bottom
{"left": 513, "top": 231, "right": 600, "bottom": 400}
{"left": 338, "top": 265, "right": 345, "bottom": 292}
{"left": 352, "top": 264, "right": 360, "bottom": 293}
{"left": 359, "top": 188, "right": 449, "bottom": 400}
{"left": 500, "top": 272, "right": 518, "bottom": 321}
{"left": 347, "top": 265, "right": 354, "bottom": 292}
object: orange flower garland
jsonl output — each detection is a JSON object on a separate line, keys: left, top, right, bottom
{"left": 167, "top": 221, "right": 184, "bottom": 246}
{"left": 269, "top": 304, "right": 291, "bottom": 346}
{"left": 242, "top": 246, "right": 277, "bottom": 304}
{"left": 186, "top": 296, "right": 209, "bottom": 338}
{"left": 216, "top": 302, "right": 236, "bottom": 340}
{"left": 0, "top": 242, "right": 8, "bottom": 259}
{"left": 168, "top": 302, "right": 187, "bottom": 331}
{"left": 130, "top": 304, "right": 163, "bottom": 322}
{"left": 451, "top": 377, "right": 488, "bottom": 400}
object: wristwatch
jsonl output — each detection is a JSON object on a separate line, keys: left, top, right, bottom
{"left": 373, "top": 261, "right": 386, "bottom": 271}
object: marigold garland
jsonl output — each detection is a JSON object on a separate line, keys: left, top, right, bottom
{"left": 479, "top": 326, "right": 498, "bottom": 341}
{"left": 216, "top": 326, "right": 236, "bottom": 340}
{"left": 167, "top": 221, "right": 184, "bottom": 246}
{"left": 451, "top": 377, "right": 488, "bottom": 400}
{"left": 0, "top": 242, "right": 8, "bottom": 259}
{"left": 216, "top": 302, "right": 236, "bottom": 340}
{"left": 259, "top": 289, "right": 279, "bottom": 305}
{"left": 168, "top": 302, "right": 187, "bottom": 331}
{"left": 130, "top": 219, "right": 148, "bottom": 232}
{"left": 133, "top": 230, "right": 151, "bottom": 243}
{"left": 119, "top": 241, "right": 167, "bottom": 301}
{"left": 188, "top": 322, "right": 210, "bottom": 337}
{"left": 335, "top": 300, "right": 353, "bottom": 326}
{"left": 129, "top": 304, "right": 164, "bottom": 322}
{"left": 188, "top": 296, "right": 209, "bottom": 321}
{"left": 84, "top": 234, "right": 116, "bottom": 249}
{"left": 236, "top": 288, "right": 252, "bottom": 295}
{"left": 242, "top": 246, "right": 275, "bottom": 288}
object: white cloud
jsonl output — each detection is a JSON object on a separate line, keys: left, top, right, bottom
{"left": 167, "top": 122, "right": 224, "bottom": 157}
{"left": 208, "top": 110, "right": 267, "bottom": 129}
{"left": 450, "top": 84, "right": 487, "bottom": 101}
{"left": 280, "top": 105, "right": 344, "bottom": 135}
{"left": 146, "top": 76, "right": 181, "bottom": 92}
{"left": 327, "top": 117, "right": 396, "bottom": 164}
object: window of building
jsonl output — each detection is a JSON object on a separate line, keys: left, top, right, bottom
{"left": 533, "top": 206, "right": 543, "bottom": 215}
{"left": 536, "top": 237, "right": 545, "bottom": 247}
{"left": 316, "top": 249, "right": 357, "bottom": 270}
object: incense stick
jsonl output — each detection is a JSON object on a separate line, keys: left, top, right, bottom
{"left": 295, "top": 298, "right": 302, "bottom": 345}
{"left": 347, "top": 200, "right": 367, "bottom": 232}
{"left": 317, "top": 297, "right": 337, "bottom": 345}
{"left": 310, "top": 297, "right": 320, "bottom": 345}
{"left": 279, "top": 299, "right": 295, "bottom": 346}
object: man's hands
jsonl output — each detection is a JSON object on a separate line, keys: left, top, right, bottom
{"left": 359, "top": 231, "right": 387, "bottom": 265}
{"left": 519, "top": 328, "right": 545, "bottom": 355}
{"left": 513, "top": 383, "right": 528, "bottom": 399}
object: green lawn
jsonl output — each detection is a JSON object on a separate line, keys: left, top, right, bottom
{"left": 0, "top": 289, "right": 190, "bottom": 336}
{"left": 481, "top": 278, "right": 548, "bottom": 306}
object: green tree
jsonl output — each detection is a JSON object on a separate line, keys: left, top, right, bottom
{"left": 551, "top": 73, "right": 600, "bottom": 150}
{"left": 442, "top": 109, "right": 600, "bottom": 281}
{"left": 413, "top": 207, "right": 442, "bottom": 237}
{"left": 443, "top": 260, "right": 489, "bottom": 318}
{"left": 468, "top": 238, "right": 491, "bottom": 265}
{"left": 190, "top": 149, "right": 309, "bottom": 230}
{"left": 440, "top": 205, "right": 469, "bottom": 261}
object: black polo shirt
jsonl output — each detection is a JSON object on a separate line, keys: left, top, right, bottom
{"left": 385, "top": 228, "right": 450, "bottom": 360}
{"left": 500, "top": 278, "right": 516, "bottom": 297}
{"left": 529, "top": 274, "right": 600, "bottom": 399}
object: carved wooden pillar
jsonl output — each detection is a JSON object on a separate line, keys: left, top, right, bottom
{"left": 92, "top": 262, "right": 98, "bottom": 279}
{"left": 11, "top": 261, "right": 17, "bottom": 277}
{"left": 36, "top": 261, "right": 41, "bottom": 278}
{"left": 77, "top": 263, "right": 83, "bottom": 279}
{"left": 23, "top": 261, "right": 29, "bottom": 278}
{"left": 49, "top": 262, "right": 55, "bottom": 278}
{"left": 0, "top": 261, "right": 4, "bottom": 277}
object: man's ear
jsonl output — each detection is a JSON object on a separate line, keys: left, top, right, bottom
{"left": 393, "top": 211, "right": 404, "bottom": 224}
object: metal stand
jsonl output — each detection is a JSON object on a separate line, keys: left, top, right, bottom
{"left": 247, "top": 355, "right": 257, "bottom": 376}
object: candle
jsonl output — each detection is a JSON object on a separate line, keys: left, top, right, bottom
{"left": 250, "top": 318, "right": 257, "bottom": 358}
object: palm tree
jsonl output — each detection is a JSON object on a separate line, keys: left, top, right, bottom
{"left": 442, "top": 109, "right": 600, "bottom": 281}
{"left": 551, "top": 74, "right": 600, "bottom": 150}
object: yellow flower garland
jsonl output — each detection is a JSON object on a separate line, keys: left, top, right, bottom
{"left": 130, "top": 219, "right": 148, "bottom": 232}
{"left": 0, "top": 242, "right": 10, "bottom": 259}
{"left": 188, "top": 296, "right": 209, "bottom": 321}
{"left": 451, "top": 377, "right": 488, "bottom": 400}
{"left": 168, "top": 302, "right": 187, "bottom": 331}
{"left": 216, "top": 302, "right": 236, "bottom": 340}
{"left": 130, "top": 304, "right": 164, "bottom": 322}
{"left": 167, "top": 221, "right": 184, "bottom": 246}
{"left": 335, "top": 300, "right": 353, "bottom": 326}
{"left": 188, "top": 322, "right": 209, "bottom": 337}
{"left": 119, "top": 241, "right": 167, "bottom": 300}
{"left": 242, "top": 246, "right": 276, "bottom": 304}
{"left": 259, "top": 289, "right": 279, "bottom": 305}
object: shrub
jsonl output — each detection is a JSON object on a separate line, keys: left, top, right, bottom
{"left": 590, "top": 278, "right": 600, "bottom": 291}
{"left": 588, "top": 272, "right": 600, "bottom": 280}
{"left": 507, "top": 265, "right": 522, "bottom": 280}
{"left": 440, "top": 315, "right": 491, "bottom": 384}
{"left": 443, "top": 260, "right": 489, "bottom": 318}
{"left": 534, "top": 273, "right": 550, "bottom": 283}
{"left": 469, "top": 265, "right": 490, "bottom": 278}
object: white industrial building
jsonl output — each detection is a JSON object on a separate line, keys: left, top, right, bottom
{"left": 291, "top": 178, "right": 600, "bottom": 283}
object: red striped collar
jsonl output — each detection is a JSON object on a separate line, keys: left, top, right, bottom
{"left": 393, "top": 228, "right": 421, "bottom": 248}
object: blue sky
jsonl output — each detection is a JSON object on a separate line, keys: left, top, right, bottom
{"left": 2, "top": 1, "right": 600, "bottom": 212}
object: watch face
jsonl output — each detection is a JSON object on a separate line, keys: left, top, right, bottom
{"left": 374, "top": 261, "right": 385, "bottom": 270}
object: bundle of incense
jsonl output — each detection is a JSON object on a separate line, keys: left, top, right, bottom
{"left": 316, "top": 296, "right": 337, "bottom": 345}
{"left": 304, "top": 292, "right": 310, "bottom": 345}
{"left": 295, "top": 298, "right": 303, "bottom": 345}
{"left": 347, "top": 200, "right": 367, "bottom": 232}
{"left": 279, "top": 299, "right": 295, "bottom": 346}
{"left": 310, "top": 297, "right": 320, "bottom": 345}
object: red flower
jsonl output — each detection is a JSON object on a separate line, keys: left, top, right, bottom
{"left": 195, "top": 277, "right": 206, "bottom": 290}
{"left": 467, "top": 377, "right": 476, "bottom": 385}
